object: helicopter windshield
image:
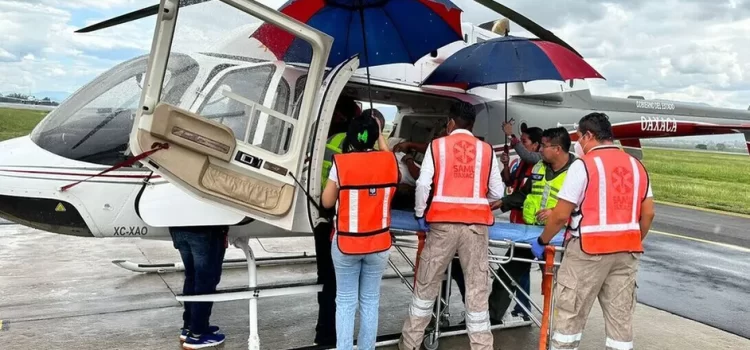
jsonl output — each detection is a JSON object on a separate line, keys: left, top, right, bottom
{"left": 30, "top": 53, "right": 199, "bottom": 166}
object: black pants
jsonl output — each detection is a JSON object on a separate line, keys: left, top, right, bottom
{"left": 314, "top": 222, "right": 337, "bottom": 345}
{"left": 488, "top": 248, "right": 534, "bottom": 322}
{"left": 170, "top": 226, "right": 227, "bottom": 335}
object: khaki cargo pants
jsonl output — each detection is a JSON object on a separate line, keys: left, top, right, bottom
{"left": 398, "top": 223, "right": 492, "bottom": 350}
{"left": 551, "top": 237, "right": 641, "bottom": 350}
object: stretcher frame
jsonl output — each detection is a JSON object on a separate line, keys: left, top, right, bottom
{"left": 372, "top": 229, "right": 566, "bottom": 350}
{"left": 175, "top": 230, "right": 565, "bottom": 350}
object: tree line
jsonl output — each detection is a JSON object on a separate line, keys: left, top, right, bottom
{"left": 0, "top": 93, "right": 60, "bottom": 106}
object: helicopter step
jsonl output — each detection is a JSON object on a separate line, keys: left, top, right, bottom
{"left": 112, "top": 254, "right": 318, "bottom": 274}
{"left": 176, "top": 280, "right": 325, "bottom": 303}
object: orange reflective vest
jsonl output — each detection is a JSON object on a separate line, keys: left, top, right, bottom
{"left": 425, "top": 132, "right": 494, "bottom": 226}
{"left": 333, "top": 151, "right": 399, "bottom": 255}
{"left": 575, "top": 146, "right": 649, "bottom": 254}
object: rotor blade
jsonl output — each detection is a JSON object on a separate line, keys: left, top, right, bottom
{"left": 75, "top": 5, "right": 158, "bottom": 33}
{"left": 75, "top": 0, "right": 211, "bottom": 33}
{"left": 473, "top": 0, "right": 583, "bottom": 57}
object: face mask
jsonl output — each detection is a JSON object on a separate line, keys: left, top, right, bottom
{"left": 574, "top": 138, "right": 588, "bottom": 157}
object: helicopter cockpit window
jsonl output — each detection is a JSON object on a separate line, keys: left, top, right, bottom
{"left": 29, "top": 54, "right": 199, "bottom": 166}
{"left": 196, "top": 64, "right": 294, "bottom": 155}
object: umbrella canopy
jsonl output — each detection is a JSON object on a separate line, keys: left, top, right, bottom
{"left": 251, "top": 0, "right": 464, "bottom": 68}
{"left": 421, "top": 35, "right": 605, "bottom": 90}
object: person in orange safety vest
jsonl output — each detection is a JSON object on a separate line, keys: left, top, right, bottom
{"left": 321, "top": 114, "right": 398, "bottom": 350}
{"left": 399, "top": 101, "right": 504, "bottom": 350}
{"left": 532, "top": 112, "right": 656, "bottom": 350}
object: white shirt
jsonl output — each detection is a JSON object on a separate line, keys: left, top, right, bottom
{"left": 414, "top": 129, "right": 505, "bottom": 217}
{"left": 558, "top": 146, "right": 653, "bottom": 236}
{"left": 328, "top": 163, "right": 340, "bottom": 187}
{"left": 395, "top": 152, "right": 418, "bottom": 186}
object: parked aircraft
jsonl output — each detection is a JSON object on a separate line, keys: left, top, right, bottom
{"left": 2, "top": 0, "right": 748, "bottom": 244}
{"left": 2, "top": 1, "right": 749, "bottom": 348}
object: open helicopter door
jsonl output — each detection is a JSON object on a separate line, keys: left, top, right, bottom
{"left": 298, "top": 56, "right": 360, "bottom": 231}
{"left": 136, "top": 61, "right": 286, "bottom": 228}
{"left": 128, "top": 0, "right": 333, "bottom": 231}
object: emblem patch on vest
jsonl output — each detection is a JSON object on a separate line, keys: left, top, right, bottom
{"left": 453, "top": 140, "right": 476, "bottom": 178}
{"left": 611, "top": 166, "right": 634, "bottom": 210}
{"left": 368, "top": 188, "right": 377, "bottom": 196}
{"left": 531, "top": 173, "right": 543, "bottom": 181}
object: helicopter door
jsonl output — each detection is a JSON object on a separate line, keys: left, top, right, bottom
{"left": 128, "top": 0, "right": 334, "bottom": 231}
{"left": 297, "top": 56, "right": 359, "bottom": 231}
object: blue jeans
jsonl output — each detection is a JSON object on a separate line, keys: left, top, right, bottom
{"left": 170, "top": 226, "right": 228, "bottom": 335}
{"left": 331, "top": 235, "right": 389, "bottom": 350}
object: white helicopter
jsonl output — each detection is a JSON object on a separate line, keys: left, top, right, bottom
{"left": 1, "top": 0, "right": 750, "bottom": 348}
{"left": 1, "top": 0, "right": 747, "bottom": 244}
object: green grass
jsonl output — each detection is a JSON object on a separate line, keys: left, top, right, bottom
{"left": 642, "top": 148, "right": 750, "bottom": 214}
{"left": 0, "top": 108, "right": 48, "bottom": 141}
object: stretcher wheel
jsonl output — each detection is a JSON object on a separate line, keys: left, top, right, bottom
{"left": 423, "top": 333, "right": 439, "bottom": 350}
{"left": 439, "top": 318, "right": 450, "bottom": 329}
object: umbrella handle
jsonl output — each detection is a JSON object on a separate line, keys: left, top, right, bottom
{"left": 357, "top": 2, "right": 374, "bottom": 111}
{"left": 504, "top": 82, "right": 509, "bottom": 152}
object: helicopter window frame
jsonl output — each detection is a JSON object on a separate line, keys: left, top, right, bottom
{"left": 196, "top": 64, "right": 276, "bottom": 142}
{"left": 265, "top": 77, "right": 291, "bottom": 153}
{"left": 194, "top": 63, "right": 304, "bottom": 155}
{"left": 29, "top": 54, "right": 200, "bottom": 167}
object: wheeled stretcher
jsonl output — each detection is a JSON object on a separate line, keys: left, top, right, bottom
{"left": 379, "top": 210, "right": 568, "bottom": 350}
{"left": 176, "top": 209, "right": 567, "bottom": 350}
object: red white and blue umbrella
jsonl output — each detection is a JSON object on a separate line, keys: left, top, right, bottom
{"left": 252, "top": 0, "right": 464, "bottom": 68}
{"left": 421, "top": 35, "right": 605, "bottom": 89}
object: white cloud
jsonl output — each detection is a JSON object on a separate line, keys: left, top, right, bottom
{"left": 0, "top": 0, "right": 749, "bottom": 112}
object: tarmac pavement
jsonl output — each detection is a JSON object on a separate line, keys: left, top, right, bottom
{"left": 2, "top": 203, "right": 750, "bottom": 350}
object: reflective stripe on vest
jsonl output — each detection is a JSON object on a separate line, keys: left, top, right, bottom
{"left": 426, "top": 133, "right": 494, "bottom": 226}
{"left": 321, "top": 133, "right": 346, "bottom": 189}
{"left": 576, "top": 147, "right": 649, "bottom": 254}
{"left": 334, "top": 151, "right": 399, "bottom": 255}
{"left": 522, "top": 161, "right": 568, "bottom": 225}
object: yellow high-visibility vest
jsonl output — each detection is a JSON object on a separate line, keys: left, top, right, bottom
{"left": 321, "top": 133, "right": 347, "bottom": 189}
{"left": 522, "top": 161, "right": 569, "bottom": 225}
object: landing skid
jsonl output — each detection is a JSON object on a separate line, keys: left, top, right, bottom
{"left": 112, "top": 254, "right": 317, "bottom": 273}
{"left": 171, "top": 237, "right": 416, "bottom": 350}
{"left": 175, "top": 238, "right": 320, "bottom": 350}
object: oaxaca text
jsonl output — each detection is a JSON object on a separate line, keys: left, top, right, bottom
{"left": 640, "top": 116, "right": 677, "bottom": 133}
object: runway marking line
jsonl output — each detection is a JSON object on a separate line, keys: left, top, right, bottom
{"left": 650, "top": 229, "right": 750, "bottom": 253}
{"left": 655, "top": 200, "right": 750, "bottom": 219}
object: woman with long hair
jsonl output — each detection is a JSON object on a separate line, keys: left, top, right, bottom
{"left": 321, "top": 112, "right": 399, "bottom": 350}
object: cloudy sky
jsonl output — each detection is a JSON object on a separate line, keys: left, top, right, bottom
{"left": 1, "top": 0, "right": 749, "bottom": 113}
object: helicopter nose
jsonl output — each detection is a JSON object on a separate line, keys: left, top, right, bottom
{"left": 0, "top": 195, "right": 94, "bottom": 237}
{"left": 0, "top": 136, "right": 94, "bottom": 237}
